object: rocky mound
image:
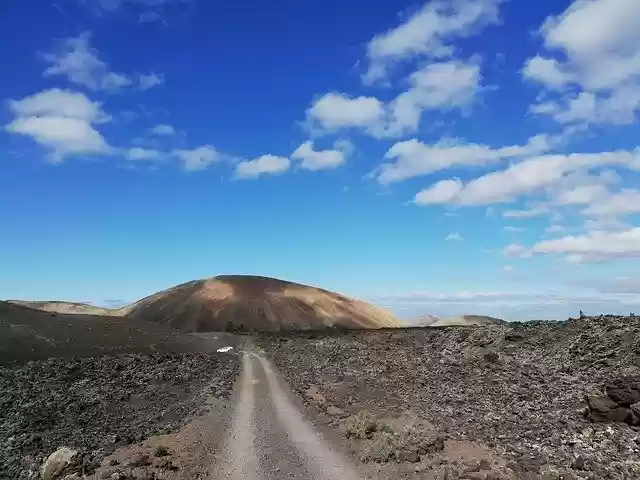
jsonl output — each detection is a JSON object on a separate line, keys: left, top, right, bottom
{"left": 258, "top": 315, "right": 640, "bottom": 479}
{"left": 125, "top": 275, "right": 404, "bottom": 332}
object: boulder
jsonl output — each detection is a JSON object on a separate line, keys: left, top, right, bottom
{"left": 586, "top": 394, "right": 635, "bottom": 424}
{"left": 40, "top": 447, "right": 77, "bottom": 480}
{"left": 606, "top": 378, "right": 640, "bottom": 406}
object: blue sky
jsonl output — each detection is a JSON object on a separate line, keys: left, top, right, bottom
{"left": 1, "top": 0, "right": 640, "bottom": 320}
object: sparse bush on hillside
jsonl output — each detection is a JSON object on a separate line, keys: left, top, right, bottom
{"left": 344, "top": 410, "right": 377, "bottom": 439}
{"left": 153, "top": 445, "right": 169, "bottom": 457}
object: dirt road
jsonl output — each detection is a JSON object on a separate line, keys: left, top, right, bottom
{"left": 216, "top": 346, "right": 361, "bottom": 480}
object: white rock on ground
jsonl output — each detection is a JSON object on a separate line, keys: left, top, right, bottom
{"left": 40, "top": 447, "right": 77, "bottom": 480}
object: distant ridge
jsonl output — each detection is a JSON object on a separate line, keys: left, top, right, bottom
{"left": 7, "top": 300, "right": 122, "bottom": 316}
{"left": 429, "top": 314, "right": 505, "bottom": 327}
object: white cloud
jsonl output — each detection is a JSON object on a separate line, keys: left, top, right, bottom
{"left": 532, "top": 227, "right": 640, "bottom": 262}
{"left": 43, "top": 33, "right": 132, "bottom": 92}
{"left": 522, "top": 55, "right": 572, "bottom": 90}
{"left": 7, "top": 117, "right": 110, "bottom": 162}
{"left": 582, "top": 189, "right": 640, "bottom": 216}
{"left": 138, "top": 73, "right": 164, "bottom": 90}
{"left": 555, "top": 183, "right": 609, "bottom": 205}
{"left": 524, "top": 0, "right": 640, "bottom": 125}
{"left": 6, "top": 88, "right": 111, "bottom": 162}
{"left": 291, "top": 141, "right": 350, "bottom": 171}
{"left": 363, "top": 0, "right": 503, "bottom": 84}
{"left": 503, "top": 226, "right": 524, "bottom": 233}
{"left": 445, "top": 232, "right": 463, "bottom": 241}
{"left": 503, "top": 243, "right": 532, "bottom": 259}
{"left": 385, "top": 60, "right": 482, "bottom": 136}
{"left": 306, "top": 93, "right": 384, "bottom": 132}
{"left": 415, "top": 179, "right": 463, "bottom": 205}
{"left": 583, "top": 217, "right": 630, "bottom": 232}
{"left": 172, "top": 145, "right": 220, "bottom": 171}
{"left": 414, "top": 150, "right": 640, "bottom": 206}
{"left": 126, "top": 147, "right": 162, "bottom": 161}
{"left": 379, "top": 134, "right": 550, "bottom": 184}
{"left": 307, "top": 60, "right": 484, "bottom": 138}
{"left": 149, "top": 124, "right": 175, "bottom": 135}
{"left": 501, "top": 265, "right": 514, "bottom": 272}
{"left": 234, "top": 154, "right": 290, "bottom": 179}
{"left": 8, "top": 88, "right": 109, "bottom": 123}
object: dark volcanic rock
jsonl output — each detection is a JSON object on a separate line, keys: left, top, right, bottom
{"left": 605, "top": 377, "right": 640, "bottom": 406}
{"left": 0, "top": 352, "right": 239, "bottom": 480}
{"left": 258, "top": 314, "right": 640, "bottom": 479}
{"left": 586, "top": 394, "right": 636, "bottom": 424}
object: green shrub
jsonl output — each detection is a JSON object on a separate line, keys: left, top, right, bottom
{"left": 153, "top": 445, "right": 169, "bottom": 457}
{"left": 344, "top": 410, "right": 377, "bottom": 439}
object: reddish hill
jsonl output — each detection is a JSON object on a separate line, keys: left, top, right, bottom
{"left": 124, "top": 275, "right": 404, "bottom": 332}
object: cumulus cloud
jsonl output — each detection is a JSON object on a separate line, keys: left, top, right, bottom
{"left": 532, "top": 227, "right": 640, "bottom": 262}
{"left": 385, "top": 60, "right": 482, "bottom": 136}
{"left": 583, "top": 217, "right": 630, "bottom": 232}
{"left": 307, "top": 60, "right": 484, "bottom": 138}
{"left": 291, "top": 140, "right": 352, "bottom": 171}
{"left": 414, "top": 150, "right": 640, "bottom": 206}
{"left": 234, "top": 154, "right": 290, "bottom": 179}
{"left": 306, "top": 93, "right": 385, "bottom": 132}
{"left": 524, "top": 0, "right": 640, "bottom": 125}
{"left": 380, "top": 134, "right": 551, "bottom": 184}
{"left": 363, "top": 0, "right": 503, "bottom": 84}
{"left": 415, "top": 179, "right": 463, "bottom": 205}
{"left": 5, "top": 88, "right": 111, "bottom": 162}
{"left": 555, "top": 183, "right": 610, "bottom": 205}
{"left": 172, "top": 145, "right": 220, "bottom": 171}
{"left": 149, "top": 124, "right": 175, "bottom": 135}
{"left": 582, "top": 189, "right": 640, "bottom": 216}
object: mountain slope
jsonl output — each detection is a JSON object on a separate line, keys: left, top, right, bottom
{"left": 125, "top": 275, "right": 404, "bottom": 332}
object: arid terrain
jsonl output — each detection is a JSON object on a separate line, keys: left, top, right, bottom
{"left": 2, "top": 278, "right": 640, "bottom": 480}
{"left": 257, "top": 316, "right": 640, "bottom": 479}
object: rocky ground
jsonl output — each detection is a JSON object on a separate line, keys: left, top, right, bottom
{"left": 0, "top": 352, "right": 239, "bottom": 480}
{"left": 257, "top": 315, "right": 640, "bottom": 480}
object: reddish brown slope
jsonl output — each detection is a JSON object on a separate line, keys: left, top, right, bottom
{"left": 124, "top": 275, "right": 404, "bottom": 332}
